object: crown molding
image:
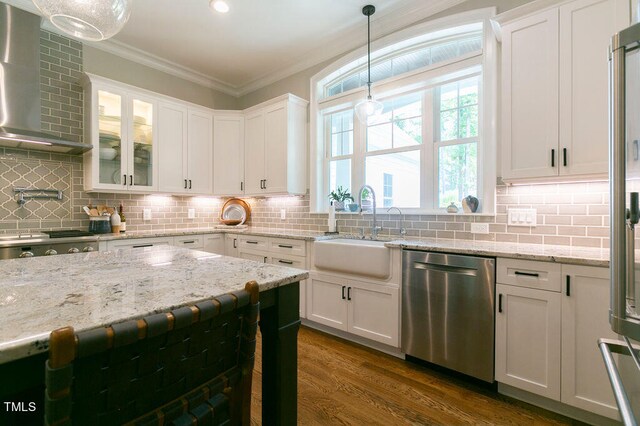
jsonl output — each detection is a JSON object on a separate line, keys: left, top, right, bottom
{"left": 5, "top": 0, "right": 467, "bottom": 98}
{"left": 83, "top": 38, "right": 240, "bottom": 97}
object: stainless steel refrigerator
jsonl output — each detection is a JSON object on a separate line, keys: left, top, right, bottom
{"left": 605, "top": 19, "right": 640, "bottom": 426}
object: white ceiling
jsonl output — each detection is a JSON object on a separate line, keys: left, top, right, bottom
{"left": 6, "top": 0, "right": 466, "bottom": 96}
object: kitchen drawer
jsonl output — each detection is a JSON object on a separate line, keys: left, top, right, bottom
{"left": 497, "top": 258, "right": 562, "bottom": 292}
{"left": 238, "top": 235, "right": 270, "bottom": 251}
{"left": 271, "top": 254, "right": 306, "bottom": 269}
{"left": 270, "top": 237, "right": 306, "bottom": 257}
{"left": 174, "top": 235, "right": 204, "bottom": 250}
{"left": 107, "top": 237, "right": 174, "bottom": 250}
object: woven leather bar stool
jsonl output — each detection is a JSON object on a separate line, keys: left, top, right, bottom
{"left": 44, "top": 281, "right": 260, "bottom": 426}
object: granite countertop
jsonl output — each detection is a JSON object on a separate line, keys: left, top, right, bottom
{"left": 0, "top": 245, "right": 308, "bottom": 364}
{"left": 384, "top": 238, "right": 610, "bottom": 267}
{"left": 97, "top": 227, "right": 327, "bottom": 241}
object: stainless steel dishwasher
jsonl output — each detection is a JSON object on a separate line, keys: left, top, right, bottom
{"left": 402, "top": 251, "right": 496, "bottom": 382}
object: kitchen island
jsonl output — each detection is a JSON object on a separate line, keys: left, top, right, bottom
{"left": 0, "top": 246, "right": 308, "bottom": 425}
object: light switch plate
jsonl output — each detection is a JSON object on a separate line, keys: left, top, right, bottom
{"left": 188, "top": 208, "right": 195, "bottom": 219}
{"left": 143, "top": 208, "right": 152, "bottom": 221}
{"left": 471, "top": 223, "right": 489, "bottom": 234}
{"left": 280, "top": 209, "right": 286, "bottom": 220}
{"left": 508, "top": 208, "right": 537, "bottom": 227}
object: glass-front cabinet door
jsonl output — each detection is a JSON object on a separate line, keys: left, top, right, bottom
{"left": 128, "top": 95, "right": 157, "bottom": 191}
{"left": 87, "top": 76, "right": 158, "bottom": 192}
{"left": 97, "top": 89, "right": 127, "bottom": 189}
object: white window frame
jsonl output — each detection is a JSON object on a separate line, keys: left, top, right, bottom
{"left": 309, "top": 8, "right": 497, "bottom": 214}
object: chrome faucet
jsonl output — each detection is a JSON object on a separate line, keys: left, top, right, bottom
{"left": 387, "top": 206, "right": 407, "bottom": 237}
{"left": 358, "top": 185, "right": 382, "bottom": 239}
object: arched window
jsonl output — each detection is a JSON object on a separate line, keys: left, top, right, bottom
{"left": 309, "top": 9, "right": 497, "bottom": 214}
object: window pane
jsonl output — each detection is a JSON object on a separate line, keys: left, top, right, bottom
{"left": 394, "top": 118, "right": 422, "bottom": 147}
{"left": 458, "top": 36, "right": 482, "bottom": 56}
{"left": 327, "top": 83, "right": 342, "bottom": 97}
{"left": 431, "top": 41, "right": 458, "bottom": 64}
{"left": 367, "top": 101, "right": 392, "bottom": 126}
{"left": 438, "top": 142, "right": 477, "bottom": 208}
{"left": 331, "top": 114, "right": 343, "bottom": 133}
{"left": 459, "top": 77, "right": 479, "bottom": 107}
{"left": 342, "top": 74, "right": 360, "bottom": 92}
{"left": 394, "top": 92, "right": 422, "bottom": 119}
{"left": 330, "top": 111, "right": 353, "bottom": 157}
{"left": 370, "top": 61, "right": 393, "bottom": 83}
{"left": 440, "top": 82, "right": 458, "bottom": 111}
{"left": 440, "top": 110, "right": 458, "bottom": 141}
{"left": 365, "top": 150, "right": 420, "bottom": 208}
{"left": 367, "top": 123, "right": 392, "bottom": 151}
{"left": 341, "top": 132, "right": 353, "bottom": 155}
{"left": 459, "top": 105, "right": 478, "bottom": 139}
{"left": 330, "top": 159, "right": 351, "bottom": 194}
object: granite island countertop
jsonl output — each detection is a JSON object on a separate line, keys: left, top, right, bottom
{"left": 0, "top": 245, "right": 308, "bottom": 364}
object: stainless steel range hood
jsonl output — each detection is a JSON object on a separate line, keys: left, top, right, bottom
{"left": 0, "top": 3, "right": 91, "bottom": 155}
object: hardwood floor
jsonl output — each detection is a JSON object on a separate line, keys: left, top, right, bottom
{"left": 251, "top": 326, "right": 582, "bottom": 425}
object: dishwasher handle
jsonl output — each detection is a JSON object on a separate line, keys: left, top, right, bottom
{"left": 413, "top": 261, "right": 478, "bottom": 277}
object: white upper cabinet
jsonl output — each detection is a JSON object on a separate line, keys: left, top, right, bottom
{"left": 213, "top": 113, "right": 245, "bottom": 196}
{"left": 498, "top": 0, "right": 629, "bottom": 182}
{"left": 158, "top": 102, "right": 188, "bottom": 194}
{"left": 244, "top": 94, "right": 308, "bottom": 196}
{"left": 83, "top": 74, "right": 159, "bottom": 192}
{"left": 84, "top": 74, "right": 308, "bottom": 197}
{"left": 158, "top": 104, "right": 213, "bottom": 195}
{"left": 559, "top": 0, "right": 630, "bottom": 176}
{"left": 187, "top": 108, "right": 214, "bottom": 195}
{"left": 501, "top": 9, "right": 559, "bottom": 180}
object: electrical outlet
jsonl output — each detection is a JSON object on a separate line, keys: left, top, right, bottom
{"left": 143, "top": 208, "right": 152, "bottom": 221}
{"left": 507, "top": 208, "right": 537, "bottom": 227}
{"left": 470, "top": 223, "right": 489, "bottom": 234}
{"left": 280, "top": 209, "right": 286, "bottom": 220}
{"left": 188, "top": 208, "right": 195, "bottom": 219}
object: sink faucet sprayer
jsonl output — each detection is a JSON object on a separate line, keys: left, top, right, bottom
{"left": 387, "top": 207, "right": 407, "bottom": 237}
{"left": 358, "top": 185, "right": 382, "bottom": 239}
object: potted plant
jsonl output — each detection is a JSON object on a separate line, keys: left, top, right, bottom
{"left": 328, "top": 186, "right": 354, "bottom": 211}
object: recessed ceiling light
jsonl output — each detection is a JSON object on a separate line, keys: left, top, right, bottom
{"left": 210, "top": 0, "right": 229, "bottom": 13}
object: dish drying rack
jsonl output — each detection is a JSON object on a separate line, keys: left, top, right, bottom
{"left": 14, "top": 187, "right": 63, "bottom": 206}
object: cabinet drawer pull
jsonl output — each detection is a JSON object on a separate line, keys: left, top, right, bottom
{"left": 246, "top": 241, "right": 259, "bottom": 245}
{"left": 233, "top": 239, "right": 237, "bottom": 249}
{"left": 123, "top": 174, "right": 127, "bottom": 186}
{"left": 263, "top": 256, "right": 268, "bottom": 263}
{"left": 189, "top": 179, "right": 192, "bottom": 189}
{"left": 129, "top": 175, "right": 133, "bottom": 186}
{"left": 498, "top": 294, "right": 503, "bottom": 313}
{"left": 241, "top": 181, "right": 244, "bottom": 191}
{"left": 634, "top": 140, "right": 639, "bottom": 161}
{"left": 551, "top": 149, "right": 555, "bottom": 167}
{"left": 278, "top": 244, "right": 294, "bottom": 249}
{"left": 264, "top": 179, "right": 267, "bottom": 189}
{"left": 278, "top": 259, "right": 294, "bottom": 265}
{"left": 514, "top": 271, "right": 539, "bottom": 278}
{"left": 184, "top": 179, "right": 188, "bottom": 189}
{"left": 563, "top": 148, "right": 567, "bottom": 167}
{"left": 132, "top": 244, "right": 153, "bottom": 248}
{"left": 347, "top": 287, "right": 351, "bottom": 301}
{"left": 566, "top": 275, "right": 571, "bottom": 296}
{"left": 259, "top": 180, "right": 264, "bottom": 189}
{"left": 182, "top": 240, "right": 195, "bottom": 244}
{"left": 341, "top": 286, "right": 346, "bottom": 300}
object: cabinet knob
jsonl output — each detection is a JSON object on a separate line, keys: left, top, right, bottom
{"left": 44, "top": 249, "right": 57, "bottom": 256}
{"left": 19, "top": 251, "right": 34, "bottom": 258}
{"left": 68, "top": 248, "right": 80, "bottom": 254}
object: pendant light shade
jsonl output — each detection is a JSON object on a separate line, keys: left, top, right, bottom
{"left": 355, "top": 96, "right": 383, "bottom": 123}
{"left": 32, "top": 0, "right": 132, "bottom": 41}
{"left": 355, "top": 4, "right": 382, "bottom": 124}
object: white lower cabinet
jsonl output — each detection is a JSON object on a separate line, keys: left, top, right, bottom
{"left": 561, "top": 265, "right": 620, "bottom": 419}
{"left": 226, "top": 235, "right": 308, "bottom": 318}
{"left": 495, "top": 259, "right": 619, "bottom": 420}
{"left": 203, "top": 234, "right": 225, "bottom": 255}
{"left": 173, "top": 235, "right": 204, "bottom": 250}
{"left": 307, "top": 273, "right": 399, "bottom": 347}
{"left": 106, "top": 236, "right": 174, "bottom": 250}
{"left": 495, "top": 283, "right": 562, "bottom": 400}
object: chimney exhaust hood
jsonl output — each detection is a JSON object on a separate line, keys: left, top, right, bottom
{"left": 0, "top": 3, "right": 91, "bottom": 155}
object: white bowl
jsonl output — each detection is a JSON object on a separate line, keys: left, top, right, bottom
{"left": 100, "top": 147, "right": 117, "bottom": 160}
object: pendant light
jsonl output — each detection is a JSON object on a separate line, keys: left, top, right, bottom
{"left": 31, "top": 0, "right": 132, "bottom": 42}
{"left": 355, "top": 5, "right": 383, "bottom": 123}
